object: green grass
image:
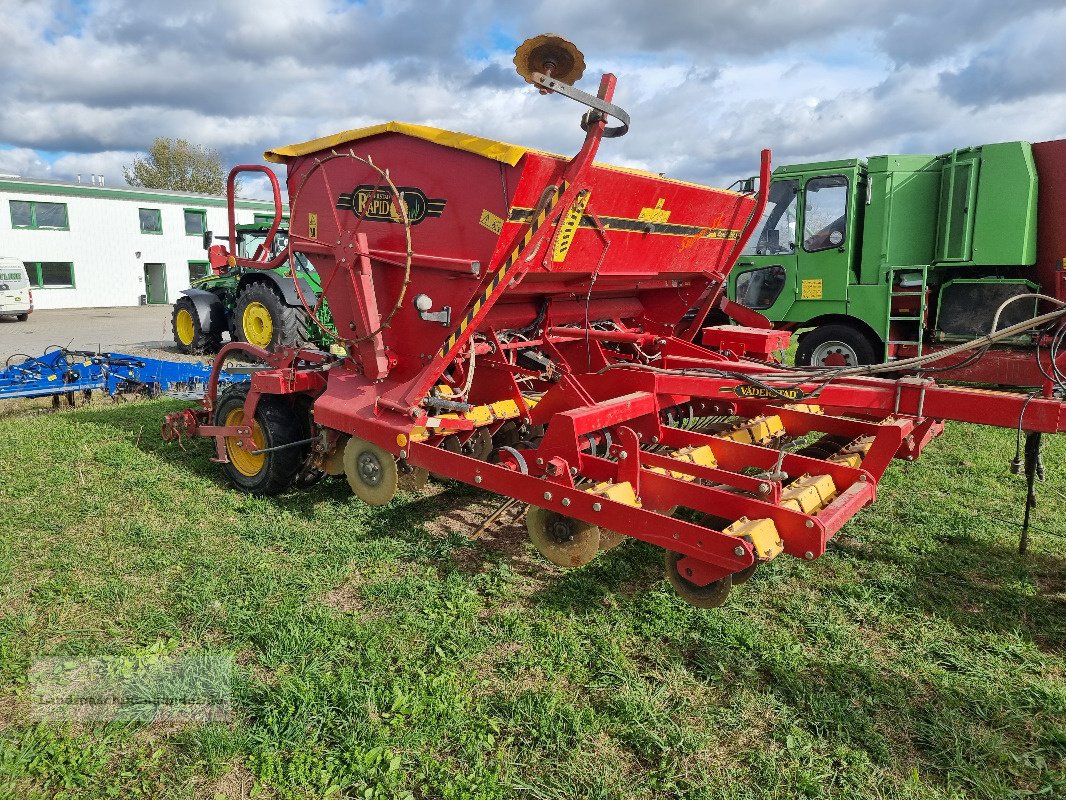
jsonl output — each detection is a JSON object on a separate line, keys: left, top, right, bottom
{"left": 0, "top": 398, "right": 1063, "bottom": 799}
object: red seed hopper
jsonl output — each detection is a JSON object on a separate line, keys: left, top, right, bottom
{"left": 165, "top": 35, "right": 1066, "bottom": 607}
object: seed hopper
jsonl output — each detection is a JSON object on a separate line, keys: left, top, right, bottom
{"left": 164, "top": 35, "right": 1066, "bottom": 606}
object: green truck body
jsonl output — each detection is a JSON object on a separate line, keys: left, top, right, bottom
{"left": 726, "top": 140, "right": 1053, "bottom": 371}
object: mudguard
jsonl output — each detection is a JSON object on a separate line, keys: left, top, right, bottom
{"left": 239, "top": 272, "right": 318, "bottom": 308}
{"left": 179, "top": 288, "right": 228, "bottom": 335}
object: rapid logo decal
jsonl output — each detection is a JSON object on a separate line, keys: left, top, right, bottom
{"left": 637, "top": 198, "right": 671, "bottom": 224}
{"left": 337, "top": 185, "right": 446, "bottom": 225}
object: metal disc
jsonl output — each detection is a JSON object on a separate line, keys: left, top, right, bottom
{"left": 731, "top": 563, "right": 758, "bottom": 585}
{"left": 398, "top": 465, "right": 429, "bottom": 491}
{"left": 663, "top": 550, "right": 732, "bottom": 608}
{"left": 513, "top": 33, "right": 586, "bottom": 86}
{"left": 468, "top": 428, "right": 493, "bottom": 461}
{"left": 343, "top": 436, "right": 398, "bottom": 506}
{"left": 598, "top": 529, "right": 626, "bottom": 552}
{"left": 527, "top": 505, "right": 601, "bottom": 568}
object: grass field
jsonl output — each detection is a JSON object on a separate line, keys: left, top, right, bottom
{"left": 0, "top": 398, "right": 1063, "bottom": 799}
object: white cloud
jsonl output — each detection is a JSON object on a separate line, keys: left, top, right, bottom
{"left": 1, "top": 0, "right": 1063, "bottom": 199}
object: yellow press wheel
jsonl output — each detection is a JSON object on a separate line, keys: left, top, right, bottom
{"left": 526, "top": 506, "right": 601, "bottom": 568}
{"left": 214, "top": 386, "right": 309, "bottom": 496}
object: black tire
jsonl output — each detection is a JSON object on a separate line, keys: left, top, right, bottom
{"left": 795, "top": 323, "right": 879, "bottom": 367}
{"left": 172, "top": 296, "right": 222, "bottom": 354}
{"left": 234, "top": 282, "right": 307, "bottom": 351}
{"left": 15, "top": 313, "right": 28, "bottom": 322}
{"left": 214, "top": 385, "right": 308, "bottom": 495}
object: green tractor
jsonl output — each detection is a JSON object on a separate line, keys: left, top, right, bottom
{"left": 171, "top": 224, "right": 336, "bottom": 354}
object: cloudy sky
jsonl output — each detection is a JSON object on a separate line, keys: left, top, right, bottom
{"left": 2, "top": 0, "right": 1065, "bottom": 199}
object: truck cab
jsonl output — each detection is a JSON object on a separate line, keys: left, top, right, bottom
{"left": 728, "top": 142, "right": 1042, "bottom": 369}
{"left": 728, "top": 160, "right": 880, "bottom": 365}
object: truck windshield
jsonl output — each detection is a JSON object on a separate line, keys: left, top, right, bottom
{"left": 742, "top": 179, "right": 797, "bottom": 255}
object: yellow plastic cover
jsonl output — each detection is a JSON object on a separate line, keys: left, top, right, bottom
{"left": 264, "top": 121, "right": 531, "bottom": 167}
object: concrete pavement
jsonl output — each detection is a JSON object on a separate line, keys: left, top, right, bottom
{"left": 0, "top": 306, "right": 189, "bottom": 361}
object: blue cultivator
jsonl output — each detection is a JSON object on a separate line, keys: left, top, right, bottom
{"left": 0, "top": 348, "right": 248, "bottom": 404}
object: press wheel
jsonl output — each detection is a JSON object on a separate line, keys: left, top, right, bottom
{"left": 343, "top": 437, "right": 398, "bottom": 506}
{"left": 663, "top": 551, "right": 732, "bottom": 608}
{"left": 731, "top": 563, "right": 758, "bottom": 585}
{"left": 598, "top": 529, "right": 626, "bottom": 552}
{"left": 526, "top": 506, "right": 601, "bottom": 568}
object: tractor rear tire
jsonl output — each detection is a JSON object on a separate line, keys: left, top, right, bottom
{"left": 795, "top": 324, "right": 878, "bottom": 368}
{"left": 215, "top": 385, "right": 308, "bottom": 495}
{"left": 172, "top": 296, "right": 222, "bottom": 354}
{"left": 234, "top": 282, "right": 307, "bottom": 351}
{"left": 15, "top": 313, "right": 28, "bottom": 322}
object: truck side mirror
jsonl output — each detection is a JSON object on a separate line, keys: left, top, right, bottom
{"left": 202, "top": 230, "right": 213, "bottom": 250}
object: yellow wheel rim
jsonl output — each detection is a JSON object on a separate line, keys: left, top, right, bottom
{"left": 242, "top": 301, "right": 274, "bottom": 347}
{"left": 175, "top": 308, "right": 195, "bottom": 346}
{"left": 224, "top": 407, "right": 266, "bottom": 477}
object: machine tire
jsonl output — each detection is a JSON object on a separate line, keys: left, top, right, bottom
{"left": 527, "top": 506, "right": 601, "bottom": 568}
{"left": 663, "top": 550, "right": 732, "bottom": 608}
{"left": 15, "top": 313, "right": 28, "bottom": 322}
{"left": 795, "top": 323, "right": 878, "bottom": 367}
{"left": 215, "top": 385, "right": 308, "bottom": 495}
{"left": 343, "top": 436, "right": 398, "bottom": 506}
{"left": 234, "top": 282, "right": 307, "bottom": 351}
{"left": 172, "top": 296, "right": 222, "bottom": 354}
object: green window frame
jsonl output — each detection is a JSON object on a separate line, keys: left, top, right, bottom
{"left": 10, "top": 200, "right": 70, "bottom": 230}
{"left": 184, "top": 208, "right": 207, "bottom": 236}
{"left": 139, "top": 207, "right": 163, "bottom": 234}
{"left": 188, "top": 260, "right": 210, "bottom": 282}
{"left": 252, "top": 212, "right": 289, "bottom": 226}
{"left": 23, "top": 261, "right": 75, "bottom": 288}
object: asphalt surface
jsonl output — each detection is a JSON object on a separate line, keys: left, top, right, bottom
{"left": 0, "top": 306, "right": 199, "bottom": 362}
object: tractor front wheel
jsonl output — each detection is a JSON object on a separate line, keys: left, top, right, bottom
{"left": 215, "top": 386, "right": 308, "bottom": 495}
{"left": 172, "top": 296, "right": 222, "bottom": 354}
{"left": 234, "top": 282, "right": 306, "bottom": 351}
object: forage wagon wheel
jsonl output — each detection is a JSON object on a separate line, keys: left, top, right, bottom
{"left": 663, "top": 550, "right": 732, "bottom": 609}
{"left": 526, "top": 506, "right": 601, "bottom": 568}
{"left": 172, "top": 296, "right": 222, "bottom": 354}
{"left": 343, "top": 436, "right": 399, "bottom": 506}
{"left": 214, "top": 385, "right": 309, "bottom": 496}
{"left": 285, "top": 149, "right": 414, "bottom": 351}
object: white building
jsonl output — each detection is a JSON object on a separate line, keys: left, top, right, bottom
{"left": 0, "top": 176, "right": 284, "bottom": 309}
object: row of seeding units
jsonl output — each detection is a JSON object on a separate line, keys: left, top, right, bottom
{"left": 163, "top": 36, "right": 1066, "bottom": 607}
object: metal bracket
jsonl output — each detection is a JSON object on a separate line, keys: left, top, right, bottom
{"left": 419, "top": 307, "right": 451, "bottom": 327}
{"left": 531, "top": 72, "right": 630, "bottom": 138}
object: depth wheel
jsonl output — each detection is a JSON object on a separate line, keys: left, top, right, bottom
{"left": 527, "top": 506, "right": 601, "bottom": 568}
{"left": 234, "top": 282, "right": 307, "bottom": 350}
{"left": 663, "top": 551, "right": 732, "bottom": 608}
{"left": 343, "top": 437, "right": 398, "bottom": 506}
{"left": 172, "top": 296, "right": 221, "bottom": 354}
{"left": 215, "top": 386, "right": 307, "bottom": 496}
{"left": 598, "top": 529, "right": 626, "bottom": 552}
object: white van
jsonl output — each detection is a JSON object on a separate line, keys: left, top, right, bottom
{"left": 0, "top": 257, "right": 33, "bottom": 321}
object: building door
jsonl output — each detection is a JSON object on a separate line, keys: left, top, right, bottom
{"left": 143, "top": 263, "right": 168, "bottom": 304}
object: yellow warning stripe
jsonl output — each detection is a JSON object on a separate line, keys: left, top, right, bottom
{"left": 438, "top": 181, "right": 568, "bottom": 356}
